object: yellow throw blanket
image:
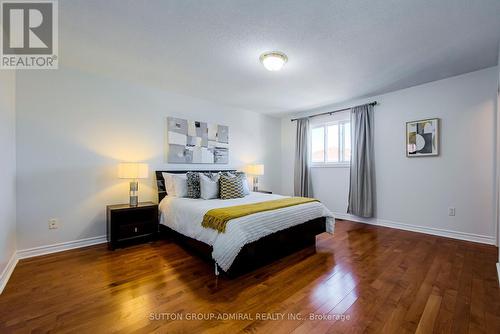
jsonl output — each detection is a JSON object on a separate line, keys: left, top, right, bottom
{"left": 202, "top": 197, "right": 319, "bottom": 233}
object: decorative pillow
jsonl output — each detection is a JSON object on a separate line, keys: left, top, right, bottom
{"left": 219, "top": 175, "right": 246, "bottom": 199}
{"left": 162, "top": 173, "right": 188, "bottom": 197}
{"left": 200, "top": 173, "right": 220, "bottom": 199}
{"left": 232, "top": 172, "right": 250, "bottom": 195}
{"left": 186, "top": 172, "right": 213, "bottom": 198}
{"left": 186, "top": 172, "right": 201, "bottom": 198}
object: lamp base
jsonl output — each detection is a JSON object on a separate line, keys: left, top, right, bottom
{"left": 252, "top": 176, "right": 259, "bottom": 192}
{"left": 130, "top": 195, "right": 138, "bottom": 207}
{"left": 130, "top": 181, "right": 139, "bottom": 207}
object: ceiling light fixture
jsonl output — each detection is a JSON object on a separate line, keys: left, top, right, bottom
{"left": 259, "top": 51, "right": 288, "bottom": 71}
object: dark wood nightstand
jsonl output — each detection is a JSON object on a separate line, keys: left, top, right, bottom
{"left": 106, "top": 202, "right": 158, "bottom": 250}
{"left": 255, "top": 190, "right": 272, "bottom": 194}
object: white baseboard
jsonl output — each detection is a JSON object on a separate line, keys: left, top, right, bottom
{"left": 334, "top": 212, "right": 496, "bottom": 245}
{"left": 497, "top": 263, "right": 500, "bottom": 286}
{"left": 0, "top": 252, "right": 19, "bottom": 295}
{"left": 16, "top": 235, "right": 107, "bottom": 260}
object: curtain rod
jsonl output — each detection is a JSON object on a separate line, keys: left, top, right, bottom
{"left": 290, "top": 101, "right": 377, "bottom": 122}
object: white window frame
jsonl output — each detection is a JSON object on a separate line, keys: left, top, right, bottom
{"left": 311, "top": 120, "right": 351, "bottom": 168}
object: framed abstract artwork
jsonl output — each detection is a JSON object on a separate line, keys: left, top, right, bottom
{"left": 406, "top": 118, "right": 439, "bottom": 157}
{"left": 166, "top": 117, "right": 229, "bottom": 164}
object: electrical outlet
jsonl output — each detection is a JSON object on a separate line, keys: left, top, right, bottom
{"left": 48, "top": 218, "right": 59, "bottom": 229}
{"left": 448, "top": 207, "right": 456, "bottom": 216}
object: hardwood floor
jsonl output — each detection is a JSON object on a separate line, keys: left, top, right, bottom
{"left": 1, "top": 220, "right": 499, "bottom": 333}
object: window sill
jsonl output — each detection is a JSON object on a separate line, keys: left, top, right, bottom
{"left": 311, "top": 163, "right": 350, "bottom": 169}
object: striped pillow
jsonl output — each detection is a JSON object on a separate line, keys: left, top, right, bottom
{"left": 219, "top": 175, "right": 246, "bottom": 199}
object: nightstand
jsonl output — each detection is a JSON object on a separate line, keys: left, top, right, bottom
{"left": 106, "top": 202, "right": 158, "bottom": 250}
{"left": 255, "top": 190, "right": 272, "bottom": 194}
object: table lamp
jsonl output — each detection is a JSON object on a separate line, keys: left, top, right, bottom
{"left": 118, "top": 162, "right": 149, "bottom": 206}
{"left": 246, "top": 164, "right": 264, "bottom": 191}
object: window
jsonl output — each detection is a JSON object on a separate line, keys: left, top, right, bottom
{"left": 311, "top": 120, "right": 351, "bottom": 166}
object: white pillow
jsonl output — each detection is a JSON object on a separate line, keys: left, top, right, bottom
{"left": 240, "top": 175, "right": 250, "bottom": 195}
{"left": 162, "top": 173, "right": 188, "bottom": 197}
{"left": 200, "top": 174, "right": 219, "bottom": 199}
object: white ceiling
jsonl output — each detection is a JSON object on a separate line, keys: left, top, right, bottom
{"left": 61, "top": 0, "right": 500, "bottom": 114}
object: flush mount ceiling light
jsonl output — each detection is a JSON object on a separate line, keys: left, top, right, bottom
{"left": 259, "top": 51, "right": 288, "bottom": 71}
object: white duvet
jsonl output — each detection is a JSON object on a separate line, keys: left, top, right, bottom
{"left": 159, "top": 192, "right": 335, "bottom": 271}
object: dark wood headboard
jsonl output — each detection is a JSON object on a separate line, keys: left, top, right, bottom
{"left": 155, "top": 170, "right": 237, "bottom": 203}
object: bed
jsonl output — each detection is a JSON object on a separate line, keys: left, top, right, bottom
{"left": 156, "top": 170, "right": 335, "bottom": 277}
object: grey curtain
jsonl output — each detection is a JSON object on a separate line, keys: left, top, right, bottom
{"left": 348, "top": 104, "right": 375, "bottom": 217}
{"left": 294, "top": 118, "right": 311, "bottom": 197}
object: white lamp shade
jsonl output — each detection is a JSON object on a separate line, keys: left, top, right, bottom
{"left": 246, "top": 164, "right": 264, "bottom": 176}
{"left": 118, "top": 163, "right": 149, "bottom": 179}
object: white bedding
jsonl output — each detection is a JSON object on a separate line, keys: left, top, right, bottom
{"left": 159, "top": 192, "right": 335, "bottom": 271}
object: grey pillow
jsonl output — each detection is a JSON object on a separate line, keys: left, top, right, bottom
{"left": 232, "top": 172, "right": 250, "bottom": 195}
{"left": 200, "top": 174, "right": 220, "bottom": 199}
{"left": 219, "top": 175, "right": 246, "bottom": 199}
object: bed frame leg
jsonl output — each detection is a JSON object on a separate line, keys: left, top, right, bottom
{"left": 214, "top": 263, "right": 219, "bottom": 276}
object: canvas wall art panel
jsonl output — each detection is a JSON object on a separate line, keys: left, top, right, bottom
{"left": 166, "top": 117, "right": 229, "bottom": 164}
{"left": 406, "top": 118, "right": 439, "bottom": 157}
